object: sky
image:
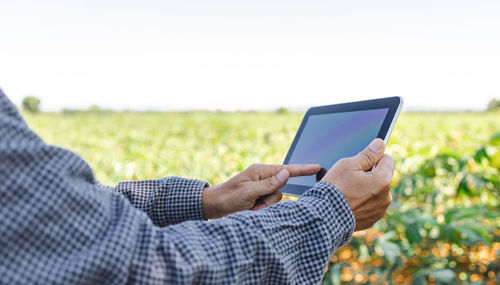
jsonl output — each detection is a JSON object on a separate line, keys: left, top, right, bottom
{"left": 0, "top": 0, "right": 499, "bottom": 111}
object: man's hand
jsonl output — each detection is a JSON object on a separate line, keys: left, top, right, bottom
{"left": 202, "top": 163, "right": 320, "bottom": 219}
{"left": 322, "top": 138, "right": 395, "bottom": 231}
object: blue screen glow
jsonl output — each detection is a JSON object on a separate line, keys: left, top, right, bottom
{"left": 287, "top": 108, "right": 389, "bottom": 186}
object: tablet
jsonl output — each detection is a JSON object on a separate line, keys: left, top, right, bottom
{"left": 282, "top": 96, "right": 403, "bottom": 196}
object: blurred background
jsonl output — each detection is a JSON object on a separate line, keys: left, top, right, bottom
{"left": 1, "top": 1, "right": 499, "bottom": 284}
{"left": 1, "top": 0, "right": 499, "bottom": 111}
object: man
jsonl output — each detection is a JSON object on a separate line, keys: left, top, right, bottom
{"left": 0, "top": 88, "right": 394, "bottom": 284}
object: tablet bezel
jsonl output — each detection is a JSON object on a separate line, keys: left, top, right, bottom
{"left": 282, "top": 96, "right": 403, "bottom": 196}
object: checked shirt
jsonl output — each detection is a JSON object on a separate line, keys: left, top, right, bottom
{"left": 0, "top": 88, "right": 355, "bottom": 284}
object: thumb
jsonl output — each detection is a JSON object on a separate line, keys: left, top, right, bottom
{"left": 253, "top": 169, "right": 289, "bottom": 196}
{"left": 351, "top": 138, "right": 385, "bottom": 171}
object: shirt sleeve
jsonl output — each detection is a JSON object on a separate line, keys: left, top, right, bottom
{"left": 97, "top": 177, "right": 209, "bottom": 226}
{"left": 0, "top": 89, "right": 355, "bottom": 285}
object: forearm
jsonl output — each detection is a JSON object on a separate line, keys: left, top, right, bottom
{"left": 3, "top": 170, "right": 354, "bottom": 284}
{"left": 132, "top": 182, "right": 355, "bottom": 284}
{"left": 103, "top": 176, "right": 209, "bottom": 226}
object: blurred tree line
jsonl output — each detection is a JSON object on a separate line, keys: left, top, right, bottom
{"left": 21, "top": 97, "right": 500, "bottom": 114}
{"left": 487, "top": 99, "right": 500, "bottom": 111}
{"left": 22, "top": 96, "right": 41, "bottom": 113}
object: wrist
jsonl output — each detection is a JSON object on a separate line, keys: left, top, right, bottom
{"left": 202, "top": 185, "right": 220, "bottom": 219}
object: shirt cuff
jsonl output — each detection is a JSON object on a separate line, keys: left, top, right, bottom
{"left": 298, "top": 181, "right": 356, "bottom": 249}
{"left": 155, "top": 176, "right": 209, "bottom": 226}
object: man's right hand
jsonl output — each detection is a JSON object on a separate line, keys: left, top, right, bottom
{"left": 321, "top": 138, "right": 395, "bottom": 231}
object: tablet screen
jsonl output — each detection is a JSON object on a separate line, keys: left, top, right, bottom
{"left": 286, "top": 108, "right": 389, "bottom": 187}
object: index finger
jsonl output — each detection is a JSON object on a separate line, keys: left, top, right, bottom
{"left": 283, "top": 164, "right": 321, "bottom": 177}
{"left": 249, "top": 163, "right": 320, "bottom": 179}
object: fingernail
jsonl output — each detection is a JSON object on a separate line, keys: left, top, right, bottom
{"left": 277, "top": 169, "right": 288, "bottom": 182}
{"left": 368, "top": 139, "right": 384, "bottom": 153}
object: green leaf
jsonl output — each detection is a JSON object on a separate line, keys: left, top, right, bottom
{"left": 323, "top": 263, "right": 342, "bottom": 285}
{"left": 457, "top": 177, "right": 473, "bottom": 197}
{"left": 489, "top": 132, "right": 500, "bottom": 146}
{"left": 453, "top": 225, "right": 482, "bottom": 243}
{"left": 405, "top": 225, "right": 422, "bottom": 244}
{"left": 430, "top": 269, "right": 455, "bottom": 283}
{"left": 413, "top": 269, "right": 432, "bottom": 284}
{"left": 468, "top": 225, "right": 492, "bottom": 244}
{"left": 378, "top": 241, "right": 400, "bottom": 263}
{"left": 358, "top": 244, "right": 370, "bottom": 262}
{"left": 380, "top": 231, "right": 396, "bottom": 242}
{"left": 473, "top": 146, "right": 490, "bottom": 163}
{"left": 444, "top": 209, "right": 454, "bottom": 224}
{"left": 441, "top": 224, "right": 461, "bottom": 243}
{"left": 449, "top": 207, "right": 481, "bottom": 221}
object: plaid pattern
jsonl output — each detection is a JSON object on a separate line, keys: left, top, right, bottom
{"left": 0, "top": 88, "right": 355, "bottom": 285}
{"left": 98, "top": 178, "right": 209, "bottom": 226}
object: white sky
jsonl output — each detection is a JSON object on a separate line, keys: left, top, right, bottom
{"left": 1, "top": 0, "right": 499, "bottom": 111}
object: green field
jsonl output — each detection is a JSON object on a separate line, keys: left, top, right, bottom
{"left": 25, "top": 111, "right": 499, "bottom": 284}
